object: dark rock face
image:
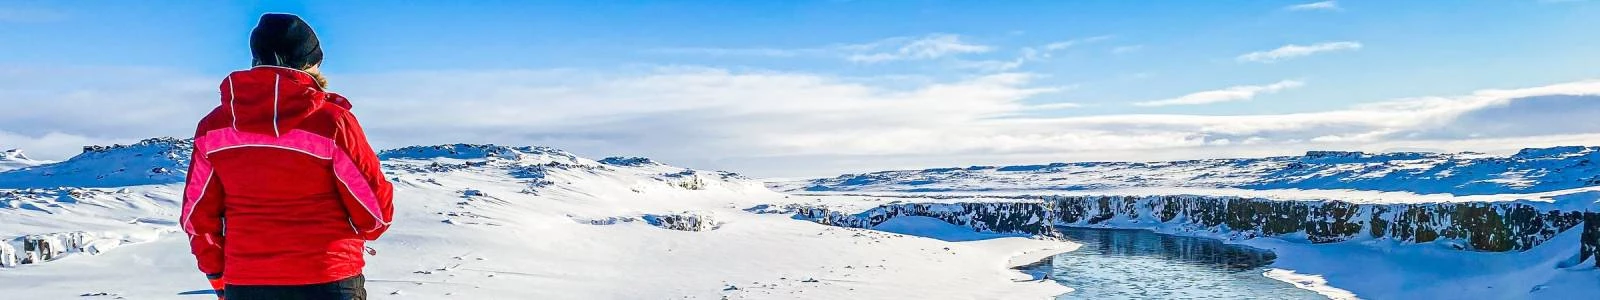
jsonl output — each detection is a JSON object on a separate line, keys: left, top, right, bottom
{"left": 777, "top": 196, "right": 1593, "bottom": 262}
{"left": 598, "top": 156, "right": 657, "bottom": 167}
{"left": 1582, "top": 212, "right": 1600, "bottom": 267}
{"left": 1050, "top": 196, "right": 1584, "bottom": 252}
{"left": 641, "top": 213, "right": 720, "bottom": 232}
{"left": 780, "top": 202, "right": 1063, "bottom": 239}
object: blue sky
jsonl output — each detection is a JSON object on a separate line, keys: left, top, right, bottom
{"left": 4, "top": 1, "right": 1600, "bottom": 176}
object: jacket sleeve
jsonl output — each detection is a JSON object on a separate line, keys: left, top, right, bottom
{"left": 182, "top": 127, "right": 226, "bottom": 276}
{"left": 332, "top": 110, "right": 394, "bottom": 240}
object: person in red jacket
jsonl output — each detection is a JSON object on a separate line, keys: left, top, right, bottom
{"left": 181, "top": 13, "right": 392, "bottom": 300}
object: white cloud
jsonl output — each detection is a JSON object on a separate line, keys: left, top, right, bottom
{"left": 7, "top": 65, "right": 1600, "bottom": 177}
{"left": 1134, "top": 80, "right": 1305, "bottom": 107}
{"left": 0, "top": 66, "right": 215, "bottom": 140}
{"left": 1286, "top": 1, "right": 1341, "bottom": 11}
{"left": 1237, "top": 41, "right": 1362, "bottom": 63}
{"left": 845, "top": 34, "right": 993, "bottom": 63}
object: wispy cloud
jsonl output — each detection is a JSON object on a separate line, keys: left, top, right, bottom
{"left": 650, "top": 47, "right": 812, "bottom": 57}
{"left": 1135, "top": 80, "right": 1305, "bottom": 107}
{"left": 1286, "top": 1, "right": 1340, "bottom": 11}
{"left": 1042, "top": 35, "right": 1113, "bottom": 51}
{"left": 847, "top": 34, "right": 993, "bottom": 63}
{"left": 654, "top": 34, "right": 993, "bottom": 64}
{"left": 962, "top": 35, "right": 1114, "bottom": 71}
{"left": 1110, "top": 45, "right": 1144, "bottom": 55}
{"left": 1025, "top": 102, "right": 1084, "bottom": 110}
{"left": 658, "top": 34, "right": 1117, "bottom": 72}
{"left": 1236, "top": 41, "right": 1362, "bottom": 63}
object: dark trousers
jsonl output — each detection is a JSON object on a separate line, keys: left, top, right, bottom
{"left": 225, "top": 274, "right": 366, "bottom": 300}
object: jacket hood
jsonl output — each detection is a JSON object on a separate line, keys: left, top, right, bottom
{"left": 219, "top": 66, "right": 327, "bottom": 136}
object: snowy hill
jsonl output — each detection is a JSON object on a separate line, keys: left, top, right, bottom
{"left": 777, "top": 147, "right": 1600, "bottom": 196}
{"left": 0, "top": 149, "right": 44, "bottom": 172}
{"left": 0, "top": 139, "right": 1069, "bottom": 299}
{"left": 0, "top": 138, "right": 190, "bottom": 189}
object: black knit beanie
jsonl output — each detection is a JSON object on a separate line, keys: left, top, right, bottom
{"left": 250, "top": 13, "right": 323, "bottom": 68}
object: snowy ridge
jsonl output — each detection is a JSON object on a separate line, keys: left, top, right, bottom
{"left": 0, "top": 149, "right": 45, "bottom": 172}
{"left": 379, "top": 144, "right": 565, "bottom": 162}
{"left": 0, "top": 148, "right": 41, "bottom": 169}
{"left": 0, "top": 149, "right": 25, "bottom": 161}
{"left": 779, "top": 146, "right": 1600, "bottom": 196}
{"left": 0, "top": 138, "right": 191, "bottom": 189}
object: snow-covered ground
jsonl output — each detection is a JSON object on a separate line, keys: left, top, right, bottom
{"left": 0, "top": 140, "right": 1074, "bottom": 299}
{"left": 1244, "top": 227, "right": 1597, "bottom": 300}
{"left": 5, "top": 138, "right": 1599, "bottom": 299}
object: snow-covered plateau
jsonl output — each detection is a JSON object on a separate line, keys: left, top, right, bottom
{"left": 2, "top": 138, "right": 1598, "bottom": 299}
{"left": 774, "top": 148, "right": 1600, "bottom": 299}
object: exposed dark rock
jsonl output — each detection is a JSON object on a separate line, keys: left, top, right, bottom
{"left": 1582, "top": 211, "right": 1600, "bottom": 267}
{"left": 3, "top": 231, "right": 92, "bottom": 267}
{"left": 775, "top": 196, "right": 1592, "bottom": 255}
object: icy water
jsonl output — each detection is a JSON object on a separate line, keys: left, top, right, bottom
{"left": 1046, "top": 227, "right": 1327, "bottom": 299}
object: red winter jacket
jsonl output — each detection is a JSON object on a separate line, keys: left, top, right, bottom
{"left": 181, "top": 66, "right": 393, "bottom": 286}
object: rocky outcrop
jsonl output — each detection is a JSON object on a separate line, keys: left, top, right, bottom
{"left": 768, "top": 202, "right": 1063, "bottom": 239}
{"left": 598, "top": 156, "right": 658, "bottom": 167}
{"left": 1, "top": 232, "right": 92, "bottom": 267}
{"left": 641, "top": 213, "right": 721, "bottom": 231}
{"left": 379, "top": 144, "right": 588, "bottom": 166}
{"left": 773, "top": 196, "right": 1599, "bottom": 266}
{"left": 584, "top": 212, "right": 722, "bottom": 232}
